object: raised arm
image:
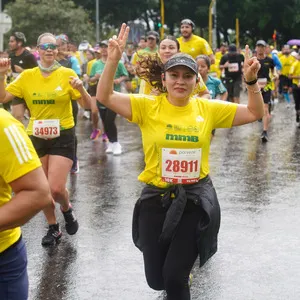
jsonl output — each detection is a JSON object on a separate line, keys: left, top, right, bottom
{"left": 0, "top": 58, "right": 16, "bottom": 103}
{"left": 232, "top": 45, "right": 264, "bottom": 126}
{"left": 96, "top": 23, "right": 133, "bottom": 120}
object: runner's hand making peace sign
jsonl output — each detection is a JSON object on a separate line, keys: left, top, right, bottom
{"left": 107, "top": 23, "right": 130, "bottom": 63}
{"left": 243, "top": 45, "right": 261, "bottom": 82}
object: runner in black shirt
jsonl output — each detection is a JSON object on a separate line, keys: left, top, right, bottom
{"left": 8, "top": 32, "right": 37, "bottom": 121}
{"left": 220, "top": 44, "right": 244, "bottom": 103}
{"left": 255, "top": 40, "right": 276, "bottom": 142}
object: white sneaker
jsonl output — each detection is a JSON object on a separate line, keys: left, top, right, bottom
{"left": 105, "top": 142, "right": 113, "bottom": 154}
{"left": 83, "top": 111, "right": 90, "bottom": 119}
{"left": 112, "top": 142, "right": 122, "bottom": 155}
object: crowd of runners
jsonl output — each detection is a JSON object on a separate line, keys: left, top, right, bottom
{"left": 0, "top": 18, "right": 299, "bottom": 300}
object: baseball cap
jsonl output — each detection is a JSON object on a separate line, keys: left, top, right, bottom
{"left": 256, "top": 40, "right": 267, "bottom": 47}
{"left": 180, "top": 19, "right": 195, "bottom": 29}
{"left": 12, "top": 32, "right": 27, "bottom": 43}
{"left": 164, "top": 54, "right": 198, "bottom": 75}
{"left": 79, "top": 40, "right": 90, "bottom": 51}
{"left": 147, "top": 31, "right": 159, "bottom": 39}
{"left": 228, "top": 44, "right": 237, "bottom": 52}
{"left": 99, "top": 40, "right": 108, "bottom": 47}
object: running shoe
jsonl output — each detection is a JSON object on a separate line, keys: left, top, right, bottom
{"left": 90, "top": 128, "right": 101, "bottom": 140}
{"left": 83, "top": 110, "right": 90, "bottom": 119}
{"left": 113, "top": 142, "right": 122, "bottom": 155}
{"left": 106, "top": 142, "right": 114, "bottom": 154}
{"left": 41, "top": 224, "right": 62, "bottom": 246}
{"left": 102, "top": 133, "right": 109, "bottom": 142}
{"left": 70, "top": 157, "right": 79, "bottom": 174}
{"left": 61, "top": 205, "right": 79, "bottom": 235}
{"left": 261, "top": 131, "right": 269, "bottom": 143}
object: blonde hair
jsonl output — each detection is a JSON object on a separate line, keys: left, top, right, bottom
{"left": 37, "top": 33, "right": 56, "bottom": 45}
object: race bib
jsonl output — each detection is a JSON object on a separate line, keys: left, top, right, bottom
{"left": 33, "top": 119, "right": 60, "bottom": 139}
{"left": 228, "top": 63, "right": 239, "bottom": 72}
{"left": 161, "top": 148, "right": 201, "bottom": 184}
{"left": 257, "top": 78, "right": 267, "bottom": 89}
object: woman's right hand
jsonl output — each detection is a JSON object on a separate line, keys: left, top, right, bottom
{"left": 107, "top": 23, "right": 130, "bottom": 63}
{"left": 0, "top": 58, "right": 10, "bottom": 74}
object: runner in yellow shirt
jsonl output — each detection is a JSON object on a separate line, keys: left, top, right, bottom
{"left": 96, "top": 23, "right": 263, "bottom": 299}
{"left": 0, "top": 108, "right": 51, "bottom": 299}
{"left": 177, "top": 19, "right": 215, "bottom": 64}
{"left": 0, "top": 32, "right": 91, "bottom": 246}
{"left": 136, "top": 35, "right": 210, "bottom": 98}
{"left": 289, "top": 51, "right": 300, "bottom": 125}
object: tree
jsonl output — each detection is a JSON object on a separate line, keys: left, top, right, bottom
{"left": 4, "top": 0, "right": 94, "bottom": 46}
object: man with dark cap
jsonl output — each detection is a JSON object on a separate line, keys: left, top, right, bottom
{"left": 255, "top": 39, "right": 276, "bottom": 142}
{"left": 219, "top": 44, "right": 244, "bottom": 103}
{"left": 177, "top": 18, "right": 215, "bottom": 64}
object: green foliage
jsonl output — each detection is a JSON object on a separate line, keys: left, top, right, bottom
{"left": 4, "top": 0, "right": 94, "bottom": 46}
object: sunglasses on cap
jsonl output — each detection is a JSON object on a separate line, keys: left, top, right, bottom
{"left": 38, "top": 43, "right": 58, "bottom": 50}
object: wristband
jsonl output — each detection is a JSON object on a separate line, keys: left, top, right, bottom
{"left": 244, "top": 78, "right": 257, "bottom": 85}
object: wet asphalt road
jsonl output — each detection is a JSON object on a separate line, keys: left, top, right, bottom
{"left": 23, "top": 93, "right": 300, "bottom": 300}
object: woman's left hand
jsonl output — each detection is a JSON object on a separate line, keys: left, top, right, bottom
{"left": 243, "top": 45, "right": 261, "bottom": 82}
{"left": 69, "top": 76, "right": 84, "bottom": 91}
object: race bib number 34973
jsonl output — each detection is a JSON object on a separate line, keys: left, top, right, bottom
{"left": 33, "top": 119, "right": 60, "bottom": 139}
{"left": 161, "top": 148, "right": 201, "bottom": 184}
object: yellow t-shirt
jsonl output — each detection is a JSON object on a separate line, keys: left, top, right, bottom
{"left": 139, "top": 74, "right": 207, "bottom": 96}
{"left": 280, "top": 55, "right": 296, "bottom": 76}
{"left": 289, "top": 60, "right": 300, "bottom": 85}
{"left": 6, "top": 66, "right": 82, "bottom": 135}
{"left": 177, "top": 35, "right": 213, "bottom": 59}
{"left": 0, "top": 109, "right": 41, "bottom": 253}
{"left": 129, "top": 94, "right": 238, "bottom": 188}
{"left": 87, "top": 59, "right": 97, "bottom": 86}
{"left": 209, "top": 58, "right": 221, "bottom": 78}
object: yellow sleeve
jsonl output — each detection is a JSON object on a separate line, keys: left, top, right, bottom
{"left": 0, "top": 114, "right": 41, "bottom": 183}
{"left": 201, "top": 39, "right": 213, "bottom": 56}
{"left": 131, "top": 52, "right": 138, "bottom": 66}
{"left": 198, "top": 75, "right": 207, "bottom": 92}
{"left": 208, "top": 100, "right": 238, "bottom": 128}
{"left": 129, "top": 94, "right": 156, "bottom": 125}
{"left": 6, "top": 71, "right": 25, "bottom": 98}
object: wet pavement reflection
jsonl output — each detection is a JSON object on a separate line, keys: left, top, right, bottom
{"left": 23, "top": 95, "right": 300, "bottom": 300}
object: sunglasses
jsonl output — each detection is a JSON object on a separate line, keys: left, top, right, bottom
{"left": 38, "top": 43, "right": 58, "bottom": 50}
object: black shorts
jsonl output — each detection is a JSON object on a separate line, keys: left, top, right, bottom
{"left": 223, "top": 78, "right": 241, "bottom": 98}
{"left": 11, "top": 97, "right": 26, "bottom": 106}
{"left": 87, "top": 84, "right": 97, "bottom": 97}
{"left": 262, "top": 90, "right": 272, "bottom": 104}
{"left": 29, "top": 127, "right": 75, "bottom": 160}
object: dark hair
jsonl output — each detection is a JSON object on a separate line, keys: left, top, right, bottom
{"left": 87, "top": 49, "right": 95, "bottom": 57}
{"left": 159, "top": 35, "right": 180, "bottom": 51}
{"left": 136, "top": 53, "right": 165, "bottom": 92}
{"left": 140, "top": 36, "right": 146, "bottom": 41}
{"left": 196, "top": 54, "right": 211, "bottom": 68}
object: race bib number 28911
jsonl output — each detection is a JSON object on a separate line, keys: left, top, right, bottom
{"left": 161, "top": 148, "right": 201, "bottom": 184}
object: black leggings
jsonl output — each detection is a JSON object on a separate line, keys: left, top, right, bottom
{"left": 138, "top": 196, "right": 205, "bottom": 300}
{"left": 99, "top": 107, "right": 117, "bottom": 143}
{"left": 292, "top": 85, "right": 300, "bottom": 112}
{"left": 71, "top": 101, "right": 78, "bottom": 161}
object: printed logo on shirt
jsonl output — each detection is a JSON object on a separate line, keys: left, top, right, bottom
{"left": 196, "top": 115, "right": 204, "bottom": 122}
{"left": 166, "top": 124, "right": 200, "bottom": 133}
{"left": 55, "top": 86, "right": 62, "bottom": 91}
{"left": 32, "top": 99, "right": 55, "bottom": 105}
{"left": 165, "top": 133, "right": 199, "bottom": 143}
{"left": 19, "top": 60, "right": 23, "bottom": 64}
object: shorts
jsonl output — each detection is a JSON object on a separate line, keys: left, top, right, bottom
{"left": 87, "top": 84, "right": 97, "bottom": 97}
{"left": 223, "top": 78, "right": 241, "bottom": 98}
{"left": 30, "top": 127, "right": 75, "bottom": 160}
{"left": 11, "top": 97, "right": 26, "bottom": 106}
{"left": 262, "top": 90, "right": 272, "bottom": 104}
{"left": 0, "top": 237, "right": 28, "bottom": 300}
